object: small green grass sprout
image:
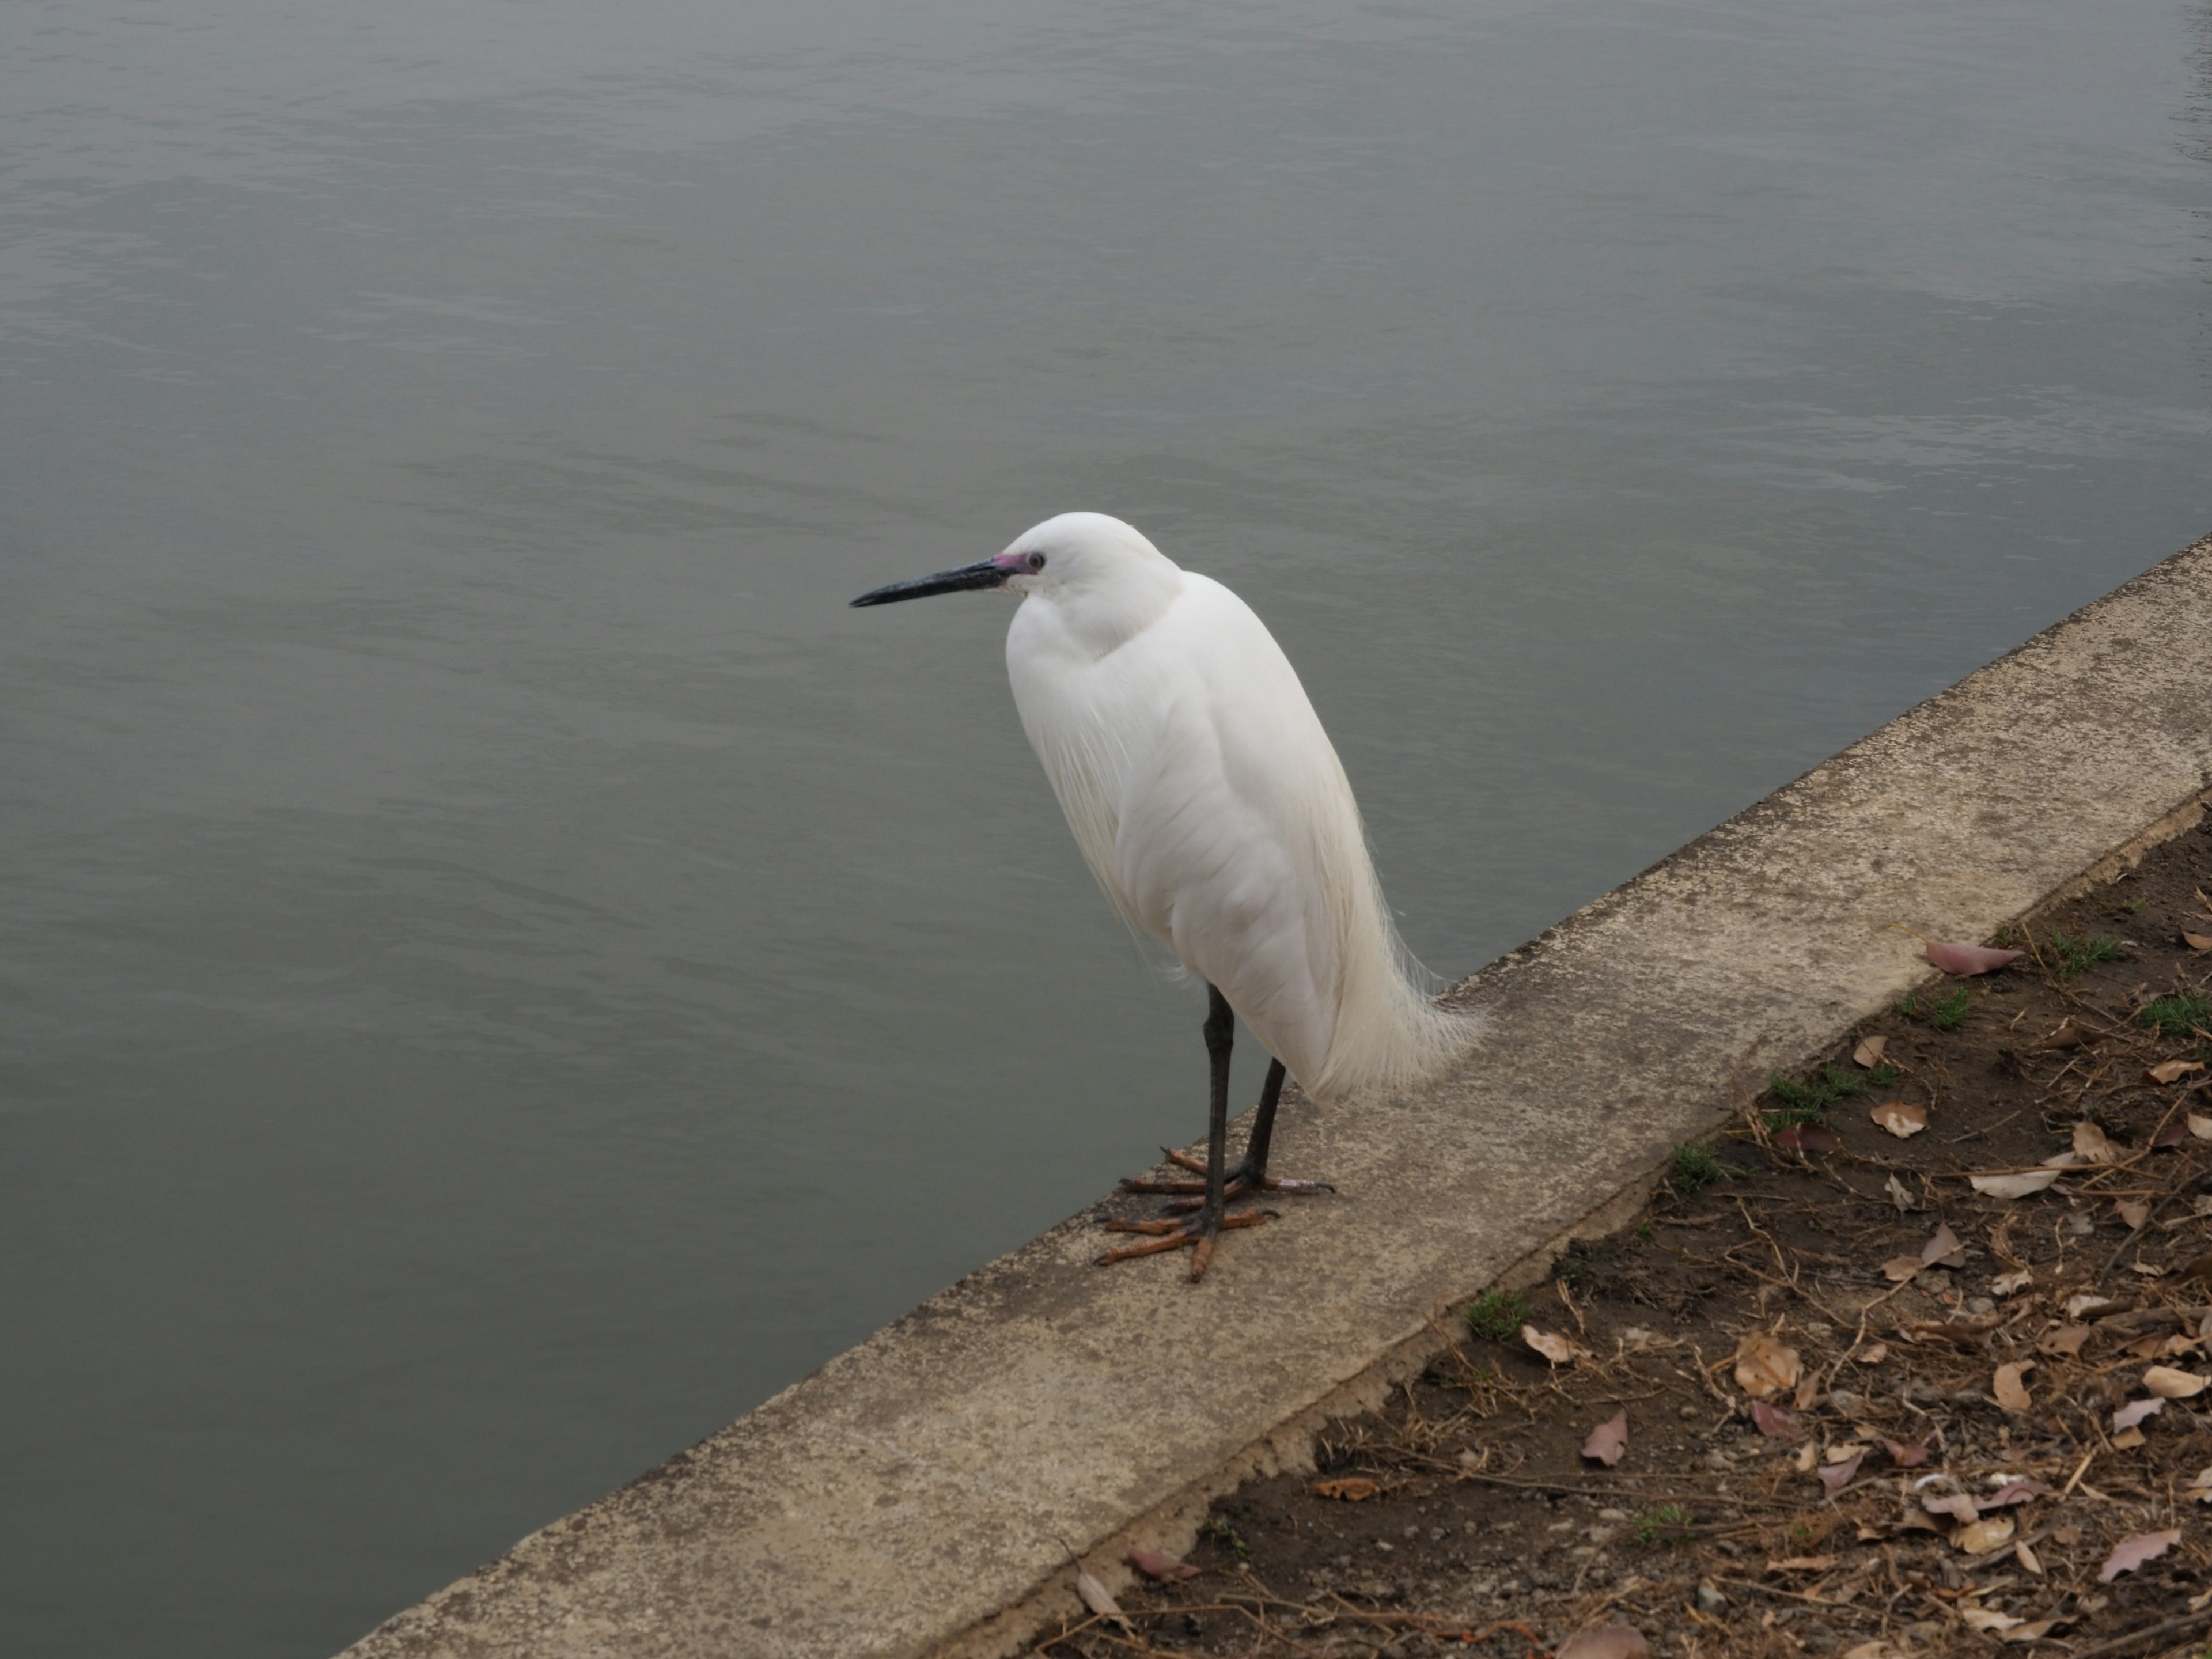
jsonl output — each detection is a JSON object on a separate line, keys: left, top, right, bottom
{"left": 1465, "top": 1287, "right": 1531, "bottom": 1343}
{"left": 2137, "top": 993, "right": 2212, "bottom": 1040}
{"left": 1199, "top": 1517, "right": 1249, "bottom": 1559}
{"left": 1669, "top": 1140, "right": 1725, "bottom": 1194}
{"left": 2048, "top": 931, "right": 2123, "bottom": 977}
{"left": 1633, "top": 1503, "right": 1696, "bottom": 1547}
{"left": 1900, "top": 986, "right": 1972, "bottom": 1031}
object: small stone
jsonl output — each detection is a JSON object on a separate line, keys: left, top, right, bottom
{"left": 1599, "top": 1508, "right": 1630, "bottom": 1522}
{"left": 1403, "top": 1524, "right": 1421, "bottom": 1539}
{"left": 1374, "top": 1539, "right": 1395, "bottom": 1552}
{"left": 1967, "top": 1296, "right": 1995, "bottom": 1315}
{"left": 1696, "top": 1582, "right": 1729, "bottom": 1613}
{"left": 1679, "top": 1404, "right": 1700, "bottom": 1420}
{"left": 2069, "top": 1214, "right": 2095, "bottom": 1237}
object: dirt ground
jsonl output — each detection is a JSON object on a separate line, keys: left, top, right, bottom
{"left": 1030, "top": 814, "right": 2212, "bottom": 1659}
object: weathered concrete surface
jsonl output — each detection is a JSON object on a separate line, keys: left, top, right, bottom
{"left": 343, "top": 536, "right": 2212, "bottom": 1659}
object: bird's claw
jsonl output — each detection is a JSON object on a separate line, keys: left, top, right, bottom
{"left": 1096, "top": 1208, "right": 1272, "bottom": 1281}
{"left": 1120, "top": 1145, "right": 1336, "bottom": 1204}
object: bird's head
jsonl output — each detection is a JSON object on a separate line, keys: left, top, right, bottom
{"left": 850, "top": 512, "right": 1179, "bottom": 611}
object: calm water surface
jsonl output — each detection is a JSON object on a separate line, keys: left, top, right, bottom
{"left": 4, "top": 2, "right": 2209, "bottom": 1653}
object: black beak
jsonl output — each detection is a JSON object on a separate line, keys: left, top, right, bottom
{"left": 850, "top": 559, "right": 1009, "bottom": 608}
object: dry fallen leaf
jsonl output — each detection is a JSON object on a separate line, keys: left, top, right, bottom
{"left": 1764, "top": 1555, "right": 1838, "bottom": 1573}
{"left": 1793, "top": 1370, "right": 1820, "bottom": 1411}
{"left": 2100, "top": 1529, "right": 2181, "bottom": 1582}
{"left": 1843, "top": 1643, "right": 1909, "bottom": 1659}
{"left": 1871, "top": 1099, "right": 1927, "bottom": 1138}
{"left": 1989, "top": 1267, "right": 2032, "bottom": 1296}
{"left": 2016, "top": 1539, "right": 2043, "bottom": 1576}
{"left": 2192, "top": 1113, "right": 2212, "bottom": 1141}
{"left": 1817, "top": 1448, "right": 1864, "bottom": 1497}
{"left": 1750, "top": 1400, "right": 1801, "bottom": 1440}
{"left": 1126, "top": 1548, "right": 1199, "bottom": 1582}
{"left": 1970, "top": 1168, "right": 2063, "bottom": 1199}
{"left": 1884, "top": 1172, "right": 1916, "bottom": 1212}
{"left": 1794, "top": 1442, "right": 1817, "bottom": 1473}
{"left": 2157, "top": 1117, "right": 2195, "bottom": 1147}
{"left": 2185, "top": 1465, "right": 2212, "bottom": 1503}
{"left": 1774, "top": 1122, "right": 1839, "bottom": 1154}
{"left": 1852, "top": 1035, "right": 1887, "bottom": 1068}
{"left": 2117, "top": 1199, "right": 2152, "bottom": 1230}
{"left": 1883, "top": 1437, "right": 1929, "bottom": 1467}
{"left": 2073, "top": 1120, "right": 2116, "bottom": 1163}
{"left": 1582, "top": 1410, "right": 1628, "bottom": 1467}
{"left": 1980, "top": 1480, "right": 2050, "bottom": 1509}
{"left": 2148, "top": 1059, "right": 2205, "bottom": 1085}
{"left": 1991, "top": 1362, "right": 2033, "bottom": 1415}
{"left": 2143, "top": 1365, "right": 2208, "bottom": 1398}
{"left": 1955, "top": 1514, "right": 2016, "bottom": 1555}
{"left": 1522, "top": 1325, "right": 1585, "bottom": 1366}
{"left": 1960, "top": 1607, "right": 2022, "bottom": 1633}
{"left": 1313, "top": 1477, "right": 1378, "bottom": 1501}
{"left": 2038, "top": 1323, "right": 2089, "bottom": 1357}
{"left": 2185, "top": 932, "right": 2212, "bottom": 952}
{"left": 1555, "top": 1627, "right": 1651, "bottom": 1659}
{"left": 1075, "top": 1569, "right": 1128, "bottom": 1627}
{"left": 2113, "top": 1396, "right": 2165, "bottom": 1431}
{"left": 1923, "top": 1490, "right": 1980, "bottom": 1523}
{"left": 1922, "top": 1222, "right": 1966, "bottom": 1267}
{"left": 2065, "top": 1293, "right": 2118, "bottom": 1319}
{"left": 2112, "top": 1425, "right": 2148, "bottom": 1449}
{"left": 2001, "top": 1619, "right": 2062, "bottom": 1645}
{"left": 1822, "top": 1442, "right": 1866, "bottom": 1465}
{"left": 1926, "top": 940, "right": 2022, "bottom": 975}
{"left": 1734, "top": 1332, "right": 1802, "bottom": 1399}
{"left": 1881, "top": 1255, "right": 1925, "bottom": 1283}
{"left": 1858, "top": 1342, "right": 1890, "bottom": 1365}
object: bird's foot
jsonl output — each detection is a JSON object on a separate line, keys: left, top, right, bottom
{"left": 1096, "top": 1207, "right": 1271, "bottom": 1281}
{"left": 1120, "top": 1145, "right": 1335, "bottom": 1209}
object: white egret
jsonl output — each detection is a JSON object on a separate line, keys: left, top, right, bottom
{"left": 853, "top": 513, "right": 1478, "bottom": 1279}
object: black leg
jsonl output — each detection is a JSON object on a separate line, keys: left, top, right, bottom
{"left": 1194, "top": 983, "right": 1235, "bottom": 1277}
{"left": 1242, "top": 1057, "right": 1287, "bottom": 1184}
{"left": 1096, "top": 982, "right": 1273, "bottom": 1279}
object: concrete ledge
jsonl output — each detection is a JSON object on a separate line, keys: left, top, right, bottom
{"left": 342, "top": 536, "right": 2212, "bottom": 1659}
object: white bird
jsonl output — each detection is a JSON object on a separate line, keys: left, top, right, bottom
{"left": 854, "top": 512, "right": 1477, "bottom": 1278}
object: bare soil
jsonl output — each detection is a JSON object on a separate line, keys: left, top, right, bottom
{"left": 1031, "top": 815, "right": 2212, "bottom": 1659}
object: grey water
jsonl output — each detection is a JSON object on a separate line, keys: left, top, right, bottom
{"left": 2, "top": 0, "right": 2207, "bottom": 1652}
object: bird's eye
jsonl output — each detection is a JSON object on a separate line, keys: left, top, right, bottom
{"left": 1027, "top": 552, "right": 1046, "bottom": 572}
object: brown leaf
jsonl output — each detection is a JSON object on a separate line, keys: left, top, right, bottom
{"left": 1734, "top": 1332, "right": 1802, "bottom": 1400}
{"left": 1075, "top": 1570, "right": 1127, "bottom": 1625}
{"left": 1923, "top": 1491, "right": 1980, "bottom": 1523}
{"left": 1764, "top": 1555, "right": 1838, "bottom": 1572}
{"left": 2185, "top": 932, "right": 2212, "bottom": 952}
{"left": 2192, "top": 1112, "right": 2212, "bottom": 1141}
{"left": 1883, "top": 1437, "right": 1929, "bottom": 1467}
{"left": 2143, "top": 1365, "right": 2208, "bottom": 1398}
{"left": 1970, "top": 1168, "right": 2063, "bottom": 1199}
{"left": 1980, "top": 1479, "right": 2051, "bottom": 1509}
{"left": 1816, "top": 1448, "right": 1864, "bottom": 1497}
{"left": 1522, "top": 1325, "right": 1585, "bottom": 1365}
{"left": 1582, "top": 1410, "right": 1628, "bottom": 1467}
{"left": 2113, "top": 1396, "right": 2164, "bottom": 1431}
{"left": 2073, "top": 1120, "right": 2116, "bottom": 1163}
{"left": 2117, "top": 1199, "right": 2152, "bottom": 1230}
{"left": 1870, "top": 1099, "right": 1927, "bottom": 1138}
{"left": 2039, "top": 1321, "right": 2091, "bottom": 1357}
{"left": 1126, "top": 1548, "right": 1199, "bottom": 1581}
{"left": 1852, "top": 1035, "right": 1888, "bottom": 1068}
{"left": 2185, "top": 1465, "right": 2212, "bottom": 1503}
{"left": 2031, "top": 1021, "right": 2089, "bottom": 1051}
{"left": 2147, "top": 1059, "right": 2206, "bottom": 1085}
{"left": 2016, "top": 1539, "right": 2044, "bottom": 1576}
{"left": 1751, "top": 1400, "right": 1801, "bottom": 1440}
{"left": 1857, "top": 1342, "right": 1890, "bottom": 1365}
{"left": 1955, "top": 1514, "right": 2016, "bottom": 1555}
{"left": 2099, "top": 1529, "right": 2181, "bottom": 1582}
{"left": 1313, "top": 1477, "right": 1377, "bottom": 1501}
{"left": 1990, "top": 1267, "right": 2033, "bottom": 1296}
{"left": 1556, "top": 1627, "right": 1652, "bottom": 1659}
{"left": 1922, "top": 1222, "right": 1966, "bottom": 1267}
{"left": 2156, "top": 1116, "right": 2194, "bottom": 1147}
{"left": 1991, "top": 1362, "right": 2032, "bottom": 1415}
{"left": 1775, "top": 1122, "right": 1839, "bottom": 1154}
{"left": 1960, "top": 1607, "right": 2022, "bottom": 1633}
{"left": 1881, "top": 1255, "right": 1925, "bottom": 1283}
{"left": 1926, "top": 941, "right": 2022, "bottom": 975}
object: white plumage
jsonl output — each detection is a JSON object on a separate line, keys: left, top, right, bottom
{"left": 853, "top": 510, "right": 1476, "bottom": 1275}
{"left": 998, "top": 513, "right": 1474, "bottom": 1103}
